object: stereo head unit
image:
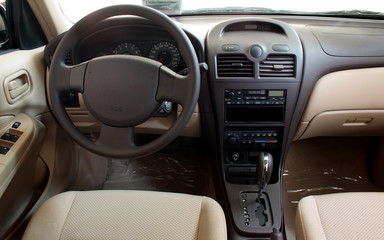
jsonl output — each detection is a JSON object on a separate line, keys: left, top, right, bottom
{"left": 224, "top": 89, "right": 286, "bottom": 123}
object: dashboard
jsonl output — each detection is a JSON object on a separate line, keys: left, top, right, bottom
{"left": 44, "top": 14, "right": 384, "bottom": 240}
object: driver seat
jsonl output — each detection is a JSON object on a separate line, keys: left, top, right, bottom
{"left": 22, "top": 190, "right": 227, "bottom": 240}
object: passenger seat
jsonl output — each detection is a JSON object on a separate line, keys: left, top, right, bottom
{"left": 296, "top": 192, "right": 384, "bottom": 239}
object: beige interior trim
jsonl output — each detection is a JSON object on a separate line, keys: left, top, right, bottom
{"left": 0, "top": 113, "right": 46, "bottom": 198}
{"left": 28, "top": 0, "right": 72, "bottom": 41}
{"left": 295, "top": 67, "right": 384, "bottom": 140}
{"left": 64, "top": 93, "right": 201, "bottom": 137}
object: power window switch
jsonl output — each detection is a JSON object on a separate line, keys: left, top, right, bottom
{"left": 1, "top": 133, "right": 11, "bottom": 141}
{"left": 0, "top": 146, "right": 10, "bottom": 155}
{"left": 12, "top": 122, "right": 21, "bottom": 129}
{"left": 10, "top": 135, "right": 19, "bottom": 142}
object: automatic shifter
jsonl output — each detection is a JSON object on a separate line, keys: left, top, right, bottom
{"left": 256, "top": 152, "right": 273, "bottom": 204}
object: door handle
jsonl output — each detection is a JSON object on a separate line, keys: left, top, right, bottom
{"left": 8, "top": 78, "right": 29, "bottom": 99}
{"left": 3, "top": 70, "right": 31, "bottom": 104}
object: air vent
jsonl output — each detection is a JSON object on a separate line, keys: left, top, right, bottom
{"left": 217, "top": 54, "right": 254, "bottom": 78}
{"left": 259, "top": 55, "right": 295, "bottom": 78}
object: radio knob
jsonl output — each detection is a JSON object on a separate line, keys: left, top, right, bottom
{"left": 227, "top": 136, "right": 238, "bottom": 145}
{"left": 225, "top": 91, "right": 235, "bottom": 100}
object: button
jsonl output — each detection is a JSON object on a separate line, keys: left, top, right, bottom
{"left": 243, "top": 206, "right": 248, "bottom": 210}
{"left": 12, "top": 122, "right": 21, "bottom": 129}
{"left": 222, "top": 44, "right": 240, "bottom": 51}
{"left": 1, "top": 133, "right": 11, "bottom": 141}
{"left": 244, "top": 214, "right": 250, "bottom": 218}
{"left": 244, "top": 210, "right": 249, "bottom": 214}
{"left": 250, "top": 45, "right": 263, "bottom": 58}
{"left": 242, "top": 199, "right": 247, "bottom": 203}
{"left": 245, "top": 222, "right": 250, "bottom": 226}
{"left": 272, "top": 44, "right": 290, "bottom": 52}
{"left": 241, "top": 193, "right": 247, "bottom": 198}
{"left": 245, "top": 218, "right": 250, "bottom": 222}
{"left": 0, "top": 146, "right": 9, "bottom": 155}
{"left": 10, "top": 135, "right": 19, "bottom": 142}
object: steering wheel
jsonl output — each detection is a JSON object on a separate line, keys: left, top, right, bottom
{"left": 49, "top": 5, "right": 200, "bottom": 158}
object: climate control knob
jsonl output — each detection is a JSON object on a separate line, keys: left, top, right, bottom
{"left": 225, "top": 91, "right": 235, "bottom": 100}
{"left": 227, "top": 136, "right": 238, "bottom": 145}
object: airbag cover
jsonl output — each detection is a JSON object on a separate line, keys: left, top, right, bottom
{"left": 83, "top": 55, "right": 161, "bottom": 127}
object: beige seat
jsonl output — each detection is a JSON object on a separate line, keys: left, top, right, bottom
{"left": 22, "top": 190, "right": 227, "bottom": 240}
{"left": 296, "top": 192, "right": 384, "bottom": 240}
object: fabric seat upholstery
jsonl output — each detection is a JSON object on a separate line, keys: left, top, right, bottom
{"left": 22, "top": 190, "right": 227, "bottom": 240}
{"left": 296, "top": 192, "right": 384, "bottom": 240}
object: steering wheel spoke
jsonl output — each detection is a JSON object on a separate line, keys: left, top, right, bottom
{"left": 52, "top": 62, "right": 87, "bottom": 94}
{"left": 157, "top": 66, "right": 195, "bottom": 106}
{"left": 96, "top": 124, "right": 136, "bottom": 151}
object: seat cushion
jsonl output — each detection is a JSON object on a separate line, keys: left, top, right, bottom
{"left": 22, "top": 190, "right": 227, "bottom": 240}
{"left": 296, "top": 192, "right": 384, "bottom": 240}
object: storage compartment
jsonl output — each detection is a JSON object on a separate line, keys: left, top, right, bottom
{"left": 296, "top": 110, "right": 384, "bottom": 140}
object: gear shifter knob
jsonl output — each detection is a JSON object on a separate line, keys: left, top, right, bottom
{"left": 256, "top": 152, "right": 273, "bottom": 190}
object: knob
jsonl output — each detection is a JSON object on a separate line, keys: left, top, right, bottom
{"left": 225, "top": 91, "right": 235, "bottom": 99}
{"left": 227, "top": 136, "right": 238, "bottom": 145}
{"left": 230, "top": 152, "right": 240, "bottom": 162}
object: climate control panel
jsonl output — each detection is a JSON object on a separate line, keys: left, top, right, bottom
{"left": 224, "top": 130, "right": 278, "bottom": 149}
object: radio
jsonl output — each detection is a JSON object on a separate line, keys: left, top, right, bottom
{"left": 224, "top": 89, "right": 286, "bottom": 123}
{"left": 224, "top": 89, "right": 285, "bottom": 106}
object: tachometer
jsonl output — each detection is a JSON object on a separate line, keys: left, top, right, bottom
{"left": 148, "top": 42, "right": 181, "bottom": 71}
{"left": 113, "top": 42, "right": 141, "bottom": 56}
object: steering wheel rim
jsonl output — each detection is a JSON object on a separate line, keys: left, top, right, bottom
{"left": 49, "top": 5, "right": 200, "bottom": 158}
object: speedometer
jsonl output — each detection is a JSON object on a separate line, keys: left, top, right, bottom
{"left": 113, "top": 42, "right": 141, "bottom": 56}
{"left": 148, "top": 42, "right": 181, "bottom": 71}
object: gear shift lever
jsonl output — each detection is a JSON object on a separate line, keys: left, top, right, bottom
{"left": 256, "top": 152, "right": 273, "bottom": 204}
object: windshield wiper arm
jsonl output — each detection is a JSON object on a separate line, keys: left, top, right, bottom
{"left": 318, "top": 9, "right": 384, "bottom": 18}
{"left": 182, "top": 7, "right": 285, "bottom": 15}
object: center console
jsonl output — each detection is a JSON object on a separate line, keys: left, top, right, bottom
{"left": 206, "top": 18, "right": 303, "bottom": 238}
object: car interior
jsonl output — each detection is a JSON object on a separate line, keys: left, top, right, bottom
{"left": 1, "top": 0, "right": 384, "bottom": 239}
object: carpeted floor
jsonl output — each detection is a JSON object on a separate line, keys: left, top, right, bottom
{"left": 101, "top": 137, "right": 216, "bottom": 199}
{"left": 283, "top": 137, "right": 384, "bottom": 239}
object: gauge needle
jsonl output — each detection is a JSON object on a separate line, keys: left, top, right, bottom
{"left": 158, "top": 58, "right": 164, "bottom": 62}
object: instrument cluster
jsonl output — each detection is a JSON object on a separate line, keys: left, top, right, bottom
{"left": 99, "top": 40, "right": 184, "bottom": 72}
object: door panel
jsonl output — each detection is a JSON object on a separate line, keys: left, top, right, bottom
{"left": 0, "top": 47, "right": 48, "bottom": 238}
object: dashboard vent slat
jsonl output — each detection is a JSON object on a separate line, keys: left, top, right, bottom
{"left": 217, "top": 54, "right": 254, "bottom": 78}
{"left": 259, "top": 55, "right": 295, "bottom": 78}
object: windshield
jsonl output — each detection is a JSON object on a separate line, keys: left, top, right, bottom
{"left": 58, "top": 0, "right": 384, "bottom": 23}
